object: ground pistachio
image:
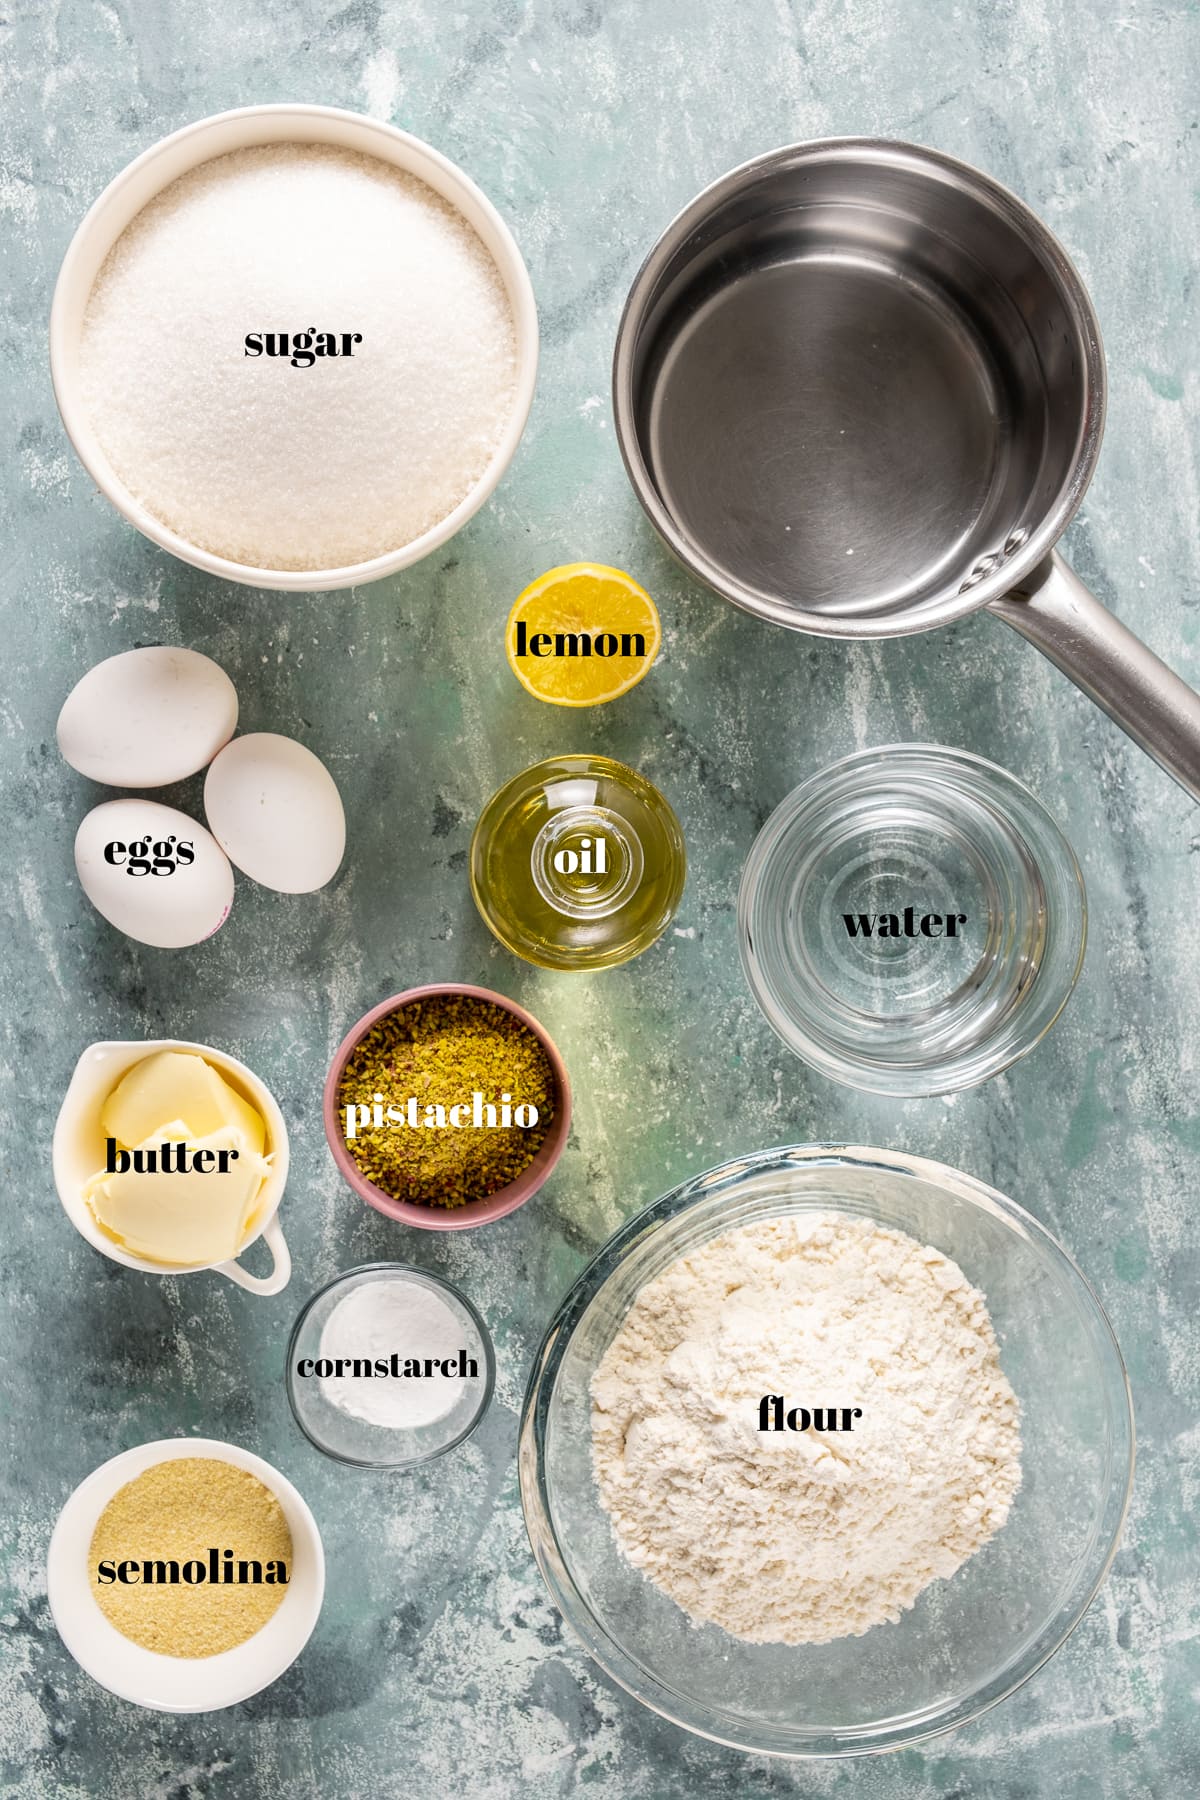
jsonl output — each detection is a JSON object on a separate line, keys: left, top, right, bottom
{"left": 337, "top": 994, "right": 555, "bottom": 1208}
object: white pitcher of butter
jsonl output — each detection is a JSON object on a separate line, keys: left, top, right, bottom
{"left": 54, "top": 1040, "right": 291, "bottom": 1294}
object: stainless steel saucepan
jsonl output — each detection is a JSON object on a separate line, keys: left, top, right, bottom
{"left": 613, "top": 139, "right": 1200, "bottom": 800}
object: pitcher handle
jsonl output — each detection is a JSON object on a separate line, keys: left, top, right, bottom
{"left": 214, "top": 1215, "right": 291, "bottom": 1296}
{"left": 988, "top": 550, "right": 1200, "bottom": 802}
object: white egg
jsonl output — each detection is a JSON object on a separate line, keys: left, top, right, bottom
{"left": 204, "top": 733, "right": 345, "bottom": 894}
{"left": 57, "top": 647, "right": 238, "bottom": 787}
{"left": 75, "top": 799, "right": 234, "bottom": 948}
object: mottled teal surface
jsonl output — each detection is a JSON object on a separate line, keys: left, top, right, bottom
{"left": 3, "top": 1, "right": 1199, "bottom": 1795}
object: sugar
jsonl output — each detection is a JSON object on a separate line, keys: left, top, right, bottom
{"left": 79, "top": 143, "right": 518, "bottom": 571}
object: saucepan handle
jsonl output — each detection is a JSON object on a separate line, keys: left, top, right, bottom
{"left": 988, "top": 550, "right": 1200, "bottom": 802}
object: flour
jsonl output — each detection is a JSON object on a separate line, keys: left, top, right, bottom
{"left": 590, "top": 1212, "right": 1021, "bottom": 1645}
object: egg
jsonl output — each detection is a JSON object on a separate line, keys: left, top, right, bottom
{"left": 57, "top": 647, "right": 238, "bottom": 787}
{"left": 75, "top": 799, "right": 234, "bottom": 948}
{"left": 204, "top": 733, "right": 345, "bottom": 894}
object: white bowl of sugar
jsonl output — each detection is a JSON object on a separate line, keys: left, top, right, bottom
{"left": 50, "top": 104, "right": 539, "bottom": 591}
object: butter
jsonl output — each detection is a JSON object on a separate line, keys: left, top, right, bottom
{"left": 84, "top": 1051, "right": 272, "bottom": 1266}
{"left": 101, "top": 1051, "right": 266, "bottom": 1158}
{"left": 85, "top": 1125, "right": 272, "bottom": 1265}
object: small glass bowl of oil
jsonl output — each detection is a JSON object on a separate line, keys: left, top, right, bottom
{"left": 469, "top": 754, "right": 686, "bottom": 971}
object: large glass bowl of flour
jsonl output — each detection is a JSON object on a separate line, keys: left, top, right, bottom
{"left": 519, "top": 1144, "right": 1133, "bottom": 1758}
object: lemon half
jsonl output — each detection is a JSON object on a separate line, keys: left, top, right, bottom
{"left": 505, "top": 563, "right": 661, "bottom": 707}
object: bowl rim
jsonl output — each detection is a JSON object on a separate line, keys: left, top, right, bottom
{"left": 518, "top": 1141, "right": 1135, "bottom": 1759}
{"left": 49, "top": 102, "right": 539, "bottom": 592}
{"left": 284, "top": 1260, "right": 497, "bottom": 1468}
{"left": 47, "top": 1435, "right": 325, "bottom": 1712}
{"left": 322, "top": 982, "right": 572, "bottom": 1231}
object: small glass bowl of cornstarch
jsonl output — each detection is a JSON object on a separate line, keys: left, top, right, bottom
{"left": 50, "top": 105, "right": 537, "bottom": 590}
{"left": 286, "top": 1264, "right": 496, "bottom": 1469}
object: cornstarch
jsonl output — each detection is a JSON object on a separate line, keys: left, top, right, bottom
{"left": 78, "top": 143, "right": 517, "bottom": 570}
{"left": 319, "top": 1275, "right": 466, "bottom": 1430}
{"left": 590, "top": 1212, "right": 1022, "bottom": 1646}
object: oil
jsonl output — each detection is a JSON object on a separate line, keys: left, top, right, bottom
{"left": 469, "top": 754, "right": 686, "bottom": 971}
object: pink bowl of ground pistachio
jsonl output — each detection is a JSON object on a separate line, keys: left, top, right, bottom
{"left": 322, "top": 983, "right": 572, "bottom": 1231}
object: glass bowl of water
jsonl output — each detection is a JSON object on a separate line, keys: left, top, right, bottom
{"left": 737, "top": 745, "right": 1086, "bottom": 1095}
